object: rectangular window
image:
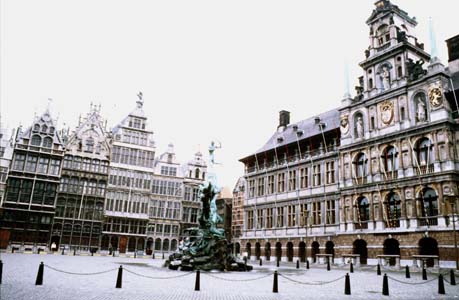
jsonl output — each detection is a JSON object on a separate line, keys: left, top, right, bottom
{"left": 248, "top": 179, "right": 255, "bottom": 198}
{"left": 312, "top": 202, "right": 321, "bottom": 225}
{"left": 257, "top": 177, "right": 265, "bottom": 197}
{"left": 326, "top": 161, "right": 335, "bottom": 184}
{"left": 37, "top": 157, "right": 49, "bottom": 174}
{"left": 326, "top": 200, "right": 336, "bottom": 224}
{"left": 288, "top": 170, "right": 297, "bottom": 191}
{"left": 25, "top": 155, "right": 38, "bottom": 172}
{"left": 287, "top": 205, "right": 296, "bottom": 227}
{"left": 300, "top": 167, "right": 308, "bottom": 189}
{"left": 299, "top": 203, "right": 308, "bottom": 227}
{"left": 257, "top": 208, "right": 263, "bottom": 229}
{"left": 277, "top": 173, "right": 285, "bottom": 193}
{"left": 276, "top": 207, "right": 284, "bottom": 227}
{"left": 266, "top": 208, "right": 273, "bottom": 228}
{"left": 247, "top": 210, "right": 254, "bottom": 229}
{"left": 6, "top": 178, "right": 21, "bottom": 202}
{"left": 20, "top": 180, "right": 33, "bottom": 203}
{"left": 49, "top": 159, "right": 61, "bottom": 175}
{"left": 313, "top": 164, "right": 321, "bottom": 186}
{"left": 12, "top": 153, "right": 26, "bottom": 171}
{"left": 267, "top": 175, "right": 275, "bottom": 194}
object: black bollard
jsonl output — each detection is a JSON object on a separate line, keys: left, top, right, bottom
{"left": 74, "top": 248, "right": 76, "bottom": 256}
{"left": 405, "top": 265, "right": 410, "bottom": 278}
{"left": 113, "top": 250, "right": 115, "bottom": 258}
{"left": 273, "top": 271, "right": 278, "bottom": 293}
{"left": 259, "top": 258, "right": 262, "bottom": 266}
{"left": 35, "top": 262, "right": 44, "bottom": 285}
{"left": 296, "top": 260, "right": 299, "bottom": 269}
{"left": 306, "top": 260, "right": 310, "bottom": 269}
{"left": 350, "top": 262, "right": 354, "bottom": 273}
{"left": 195, "top": 270, "right": 200, "bottom": 291}
{"left": 0, "top": 260, "right": 3, "bottom": 285}
{"left": 382, "top": 273, "right": 389, "bottom": 296}
{"left": 344, "top": 273, "right": 351, "bottom": 295}
{"left": 116, "top": 266, "right": 123, "bottom": 288}
{"left": 327, "top": 259, "right": 331, "bottom": 271}
{"left": 152, "top": 252, "right": 155, "bottom": 259}
{"left": 276, "top": 259, "right": 279, "bottom": 268}
{"left": 377, "top": 263, "right": 381, "bottom": 275}
{"left": 162, "top": 252, "right": 165, "bottom": 259}
{"left": 438, "top": 274, "right": 445, "bottom": 295}
{"left": 61, "top": 248, "right": 65, "bottom": 255}
{"left": 134, "top": 251, "right": 136, "bottom": 259}
{"left": 422, "top": 268, "right": 427, "bottom": 280}
{"left": 450, "top": 269, "right": 456, "bottom": 285}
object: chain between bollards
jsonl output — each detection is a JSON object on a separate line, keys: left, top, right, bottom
{"left": 273, "top": 271, "right": 278, "bottom": 293}
{"left": 438, "top": 274, "right": 445, "bottom": 295}
{"left": 377, "top": 263, "right": 381, "bottom": 275}
{"left": 195, "top": 270, "right": 200, "bottom": 291}
{"left": 116, "top": 265, "right": 123, "bottom": 288}
{"left": 350, "top": 262, "right": 353, "bottom": 273}
{"left": 405, "top": 265, "right": 410, "bottom": 278}
{"left": 344, "top": 273, "right": 351, "bottom": 295}
{"left": 35, "top": 262, "right": 44, "bottom": 285}
{"left": 382, "top": 273, "right": 389, "bottom": 296}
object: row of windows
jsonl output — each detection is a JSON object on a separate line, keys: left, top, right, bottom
{"left": 247, "top": 162, "right": 336, "bottom": 198}
{"left": 6, "top": 178, "right": 57, "bottom": 205}
{"left": 152, "top": 180, "right": 183, "bottom": 196}
{"left": 63, "top": 155, "right": 109, "bottom": 173}
{"left": 147, "top": 223, "right": 180, "bottom": 236}
{"left": 12, "top": 153, "right": 61, "bottom": 175}
{"left": 122, "top": 129, "right": 149, "bottom": 146}
{"left": 53, "top": 222, "right": 101, "bottom": 235}
{"left": 149, "top": 199, "right": 181, "bottom": 219}
{"left": 128, "top": 117, "right": 146, "bottom": 130}
{"left": 160, "top": 166, "right": 177, "bottom": 177}
{"left": 30, "top": 134, "right": 54, "bottom": 148}
{"left": 33, "top": 123, "right": 55, "bottom": 135}
{"left": 55, "top": 197, "right": 104, "bottom": 220}
{"left": 111, "top": 146, "right": 155, "bottom": 168}
{"left": 246, "top": 200, "right": 336, "bottom": 229}
{"left": 105, "top": 191, "right": 149, "bottom": 214}
{"left": 59, "top": 177, "right": 107, "bottom": 196}
{"left": 103, "top": 218, "right": 147, "bottom": 234}
{"left": 108, "top": 168, "right": 152, "bottom": 190}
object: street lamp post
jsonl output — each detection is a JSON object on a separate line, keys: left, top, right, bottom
{"left": 451, "top": 201, "right": 459, "bottom": 270}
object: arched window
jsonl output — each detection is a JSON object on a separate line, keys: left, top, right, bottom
{"left": 416, "top": 138, "right": 433, "bottom": 166}
{"left": 41, "top": 125, "right": 48, "bottom": 132}
{"left": 354, "top": 153, "right": 367, "bottom": 178}
{"left": 357, "top": 196, "right": 370, "bottom": 222}
{"left": 383, "top": 146, "right": 398, "bottom": 173}
{"left": 397, "top": 66, "right": 403, "bottom": 78}
{"left": 419, "top": 188, "right": 438, "bottom": 225}
{"left": 33, "top": 124, "right": 40, "bottom": 132}
{"left": 386, "top": 192, "right": 401, "bottom": 227}
{"left": 49, "top": 126, "right": 55, "bottom": 134}
{"left": 43, "top": 137, "right": 53, "bottom": 148}
{"left": 31, "top": 135, "right": 42, "bottom": 146}
{"left": 376, "top": 24, "right": 390, "bottom": 46}
{"left": 195, "top": 168, "right": 200, "bottom": 179}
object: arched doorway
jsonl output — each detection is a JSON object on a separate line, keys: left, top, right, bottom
{"left": 235, "top": 243, "right": 241, "bottom": 255}
{"left": 246, "top": 243, "right": 251, "bottom": 258}
{"left": 325, "top": 241, "right": 335, "bottom": 262}
{"left": 419, "top": 237, "right": 439, "bottom": 267}
{"left": 353, "top": 239, "right": 368, "bottom": 264}
{"left": 171, "top": 239, "right": 177, "bottom": 251}
{"left": 275, "top": 242, "right": 282, "bottom": 261}
{"left": 265, "top": 242, "right": 271, "bottom": 261}
{"left": 137, "top": 238, "right": 145, "bottom": 251}
{"left": 146, "top": 238, "right": 153, "bottom": 255}
{"left": 154, "top": 238, "right": 162, "bottom": 251}
{"left": 299, "top": 242, "right": 306, "bottom": 262}
{"left": 287, "top": 242, "right": 294, "bottom": 262}
{"left": 383, "top": 238, "right": 400, "bottom": 266}
{"left": 255, "top": 242, "right": 261, "bottom": 259}
{"left": 110, "top": 236, "right": 119, "bottom": 251}
{"left": 311, "top": 241, "right": 320, "bottom": 263}
{"left": 163, "top": 239, "right": 170, "bottom": 253}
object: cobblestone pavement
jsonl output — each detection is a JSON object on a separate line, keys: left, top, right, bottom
{"left": 1, "top": 253, "right": 459, "bottom": 300}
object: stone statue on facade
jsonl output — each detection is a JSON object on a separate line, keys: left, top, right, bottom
{"left": 381, "top": 66, "right": 391, "bottom": 90}
{"left": 356, "top": 116, "right": 364, "bottom": 138}
{"left": 417, "top": 96, "right": 427, "bottom": 122}
{"left": 406, "top": 58, "right": 427, "bottom": 81}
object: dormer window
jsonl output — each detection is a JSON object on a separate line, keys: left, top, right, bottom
{"left": 85, "top": 137, "right": 94, "bottom": 153}
{"left": 376, "top": 24, "right": 390, "bottom": 46}
{"left": 33, "top": 124, "right": 40, "bottom": 132}
{"left": 31, "top": 135, "right": 42, "bottom": 146}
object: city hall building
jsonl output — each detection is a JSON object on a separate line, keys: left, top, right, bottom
{"left": 239, "top": 0, "right": 459, "bottom": 267}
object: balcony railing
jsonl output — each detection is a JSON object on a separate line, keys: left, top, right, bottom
{"left": 354, "top": 222, "right": 368, "bottom": 229}
{"left": 419, "top": 217, "right": 438, "bottom": 226}
{"left": 415, "top": 164, "right": 434, "bottom": 175}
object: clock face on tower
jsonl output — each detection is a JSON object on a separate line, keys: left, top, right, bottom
{"left": 429, "top": 87, "right": 443, "bottom": 108}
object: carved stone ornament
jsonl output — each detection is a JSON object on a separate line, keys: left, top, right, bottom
{"left": 340, "top": 115, "right": 350, "bottom": 135}
{"left": 429, "top": 86, "right": 443, "bottom": 108}
{"left": 405, "top": 188, "right": 413, "bottom": 199}
{"left": 380, "top": 100, "right": 394, "bottom": 124}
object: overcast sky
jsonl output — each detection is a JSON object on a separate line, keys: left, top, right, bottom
{"left": 1, "top": 0, "right": 458, "bottom": 189}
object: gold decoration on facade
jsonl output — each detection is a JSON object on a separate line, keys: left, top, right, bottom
{"left": 428, "top": 86, "right": 443, "bottom": 108}
{"left": 380, "top": 100, "right": 394, "bottom": 125}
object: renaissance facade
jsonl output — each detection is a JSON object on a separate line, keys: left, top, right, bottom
{"left": 239, "top": 0, "right": 459, "bottom": 267}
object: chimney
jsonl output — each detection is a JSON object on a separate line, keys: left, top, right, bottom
{"left": 278, "top": 110, "right": 290, "bottom": 129}
{"left": 446, "top": 34, "right": 459, "bottom": 73}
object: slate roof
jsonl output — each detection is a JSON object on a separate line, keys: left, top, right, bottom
{"left": 240, "top": 109, "right": 340, "bottom": 161}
